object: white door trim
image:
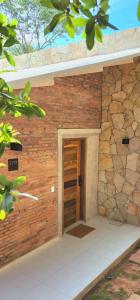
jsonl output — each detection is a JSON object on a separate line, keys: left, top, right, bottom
{"left": 57, "top": 128, "right": 101, "bottom": 237}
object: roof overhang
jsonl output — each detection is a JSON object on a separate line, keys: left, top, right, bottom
{"left": 2, "top": 47, "right": 140, "bottom": 89}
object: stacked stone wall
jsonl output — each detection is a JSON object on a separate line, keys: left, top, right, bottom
{"left": 98, "top": 58, "right": 140, "bottom": 225}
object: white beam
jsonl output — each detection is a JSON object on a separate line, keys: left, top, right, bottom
{"left": 1, "top": 48, "right": 140, "bottom": 89}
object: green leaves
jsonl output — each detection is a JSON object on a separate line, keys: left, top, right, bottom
{"left": 0, "top": 143, "right": 5, "bottom": 156}
{"left": 95, "top": 24, "right": 102, "bottom": 42}
{"left": 43, "top": 0, "right": 118, "bottom": 50}
{"left": 2, "top": 193, "right": 14, "bottom": 213}
{"left": 23, "top": 81, "right": 31, "bottom": 96}
{"left": 106, "top": 22, "right": 118, "bottom": 30}
{"left": 4, "top": 36, "right": 19, "bottom": 47}
{"left": 0, "top": 13, "right": 7, "bottom": 26}
{"left": 0, "top": 175, "right": 26, "bottom": 218}
{"left": 0, "top": 10, "right": 47, "bottom": 222}
{"left": 0, "top": 78, "right": 46, "bottom": 118}
{"left": 12, "top": 176, "right": 26, "bottom": 189}
{"left": 0, "top": 163, "right": 6, "bottom": 168}
{"left": 137, "top": 0, "right": 140, "bottom": 21}
{"left": 41, "top": 0, "right": 70, "bottom": 10}
{"left": 80, "top": 6, "right": 92, "bottom": 18}
{"left": 0, "top": 174, "right": 9, "bottom": 186}
{"left": 40, "top": 0, "right": 55, "bottom": 8}
{"left": 65, "top": 16, "right": 75, "bottom": 38}
{"left": 0, "top": 12, "right": 19, "bottom": 65}
{"left": 0, "top": 173, "right": 38, "bottom": 220}
{"left": 0, "top": 210, "right": 6, "bottom": 221}
{"left": 0, "top": 122, "right": 20, "bottom": 156}
{"left": 72, "top": 17, "right": 87, "bottom": 27}
{"left": 51, "top": 0, "right": 70, "bottom": 10}
{"left": 44, "top": 13, "right": 63, "bottom": 34}
{"left": 82, "top": 0, "right": 97, "bottom": 10}
{"left": 100, "top": 0, "right": 109, "bottom": 12}
{"left": 9, "top": 19, "right": 18, "bottom": 28}
{"left": 86, "top": 17, "right": 95, "bottom": 50}
{"left": 3, "top": 50, "right": 15, "bottom": 66}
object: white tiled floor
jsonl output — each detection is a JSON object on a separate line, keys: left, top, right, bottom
{"left": 0, "top": 216, "right": 140, "bottom": 300}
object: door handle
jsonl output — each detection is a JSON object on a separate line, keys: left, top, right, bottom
{"left": 79, "top": 176, "right": 83, "bottom": 186}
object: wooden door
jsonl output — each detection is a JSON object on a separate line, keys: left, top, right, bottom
{"left": 63, "top": 140, "right": 81, "bottom": 229}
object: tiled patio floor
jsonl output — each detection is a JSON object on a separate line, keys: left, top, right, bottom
{"left": 0, "top": 216, "right": 140, "bottom": 300}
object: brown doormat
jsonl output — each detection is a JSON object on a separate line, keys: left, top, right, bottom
{"left": 67, "top": 224, "right": 95, "bottom": 238}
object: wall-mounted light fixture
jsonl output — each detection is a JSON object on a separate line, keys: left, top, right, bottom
{"left": 10, "top": 143, "right": 22, "bottom": 151}
{"left": 122, "top": 138, "right": 129, "bottom": 145}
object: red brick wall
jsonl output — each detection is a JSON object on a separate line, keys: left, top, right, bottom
{"left": 0, "top": 73, "right": 102, "bottom": 267}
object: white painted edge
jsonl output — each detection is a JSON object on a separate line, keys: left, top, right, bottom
{"left": 58, "top": 128, "right": 101, "bottom": 137}
{"left": 1, "top": 47, "right": 140, "bottom": 89}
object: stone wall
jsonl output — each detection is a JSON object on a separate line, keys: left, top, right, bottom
{"left": 98, "top": 58, "right": 140, "bottom": 225}
{"left": 0, "top": 27, "right": 140, "bottom": 71}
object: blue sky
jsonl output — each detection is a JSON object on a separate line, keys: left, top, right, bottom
{"left": 106, "top": 0, "right": 140, "bottom": 32}
{"left": 53, "top": 0, "right": 140, "bottom": 47}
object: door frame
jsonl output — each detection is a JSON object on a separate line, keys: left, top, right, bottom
{"left": 58, "top": 128, "right": 101, "bottom": 237}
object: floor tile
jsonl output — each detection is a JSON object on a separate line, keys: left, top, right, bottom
{"left": 19, "top": 282, "right": 68, "bottom": 300}
{"left": 0, "top": 217, "right": 140, "bottom": 300}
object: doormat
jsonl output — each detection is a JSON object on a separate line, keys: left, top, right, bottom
{"left": 67, "top": 224, "right": 95, "bottom": 238}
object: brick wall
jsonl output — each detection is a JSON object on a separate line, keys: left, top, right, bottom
{"left": 0, "top": 73, "right": 102, "bottom": 267}
{"left": 98, "top": 58, "right": 140, "bottom": 225}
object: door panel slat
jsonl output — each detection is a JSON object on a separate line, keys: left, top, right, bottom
{"left": 64, "top": 179, "right": 77, "bottom": 189}
{"left": 63, "top": 140, "right": 81, "bottom": 229}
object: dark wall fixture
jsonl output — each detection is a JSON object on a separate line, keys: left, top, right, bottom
{"left": 8, "top": 158, "right": 18, "bottom": 171}
{"left": 10, "top": 143, "right": 22, "bottom": 151}
{"left": 122, "top": 138, "right": 129, "bottom": 145}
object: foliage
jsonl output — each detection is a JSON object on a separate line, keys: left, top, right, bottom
{"left": 87, "top": 288, "right": 127, "bottom": 300}
{"left": 42, "top": 0, "right": 140, "bottom": 51}
{"left": 0, "top": 80, "right": 46, "bottom": 118}
{"left": 0, "top": 123, "right": 20, "bottom": 156}
{"left": 0, "top": 3, "right": 46, "bottom": 220}
{"left": 41, "top": 0, "right": 118, "bottom": 50}
{"left": 0, "top": 175, "right": 26, "bottom": 217}
{"left": 0, "top": 11, "right": 19, "bottom": 65}
{"left": 1, "top": 0, "right": 65, "bottom": 54}
{"left": 138, "top": 0, "right": 140, "bottom": 21}
{"left": 87, "top": 288, "right": 111, "bottom": 300}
